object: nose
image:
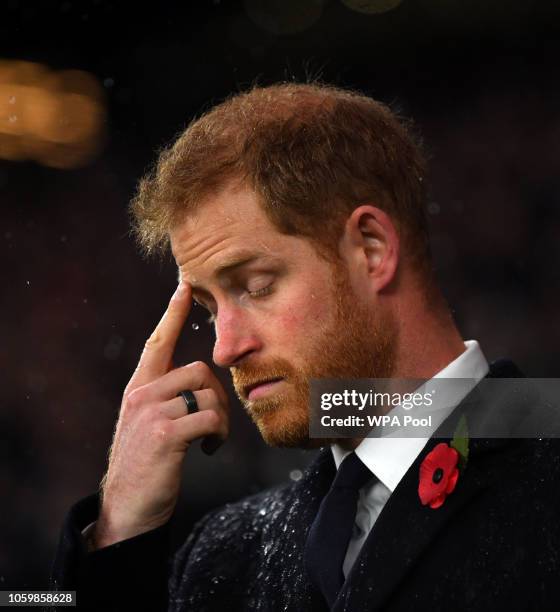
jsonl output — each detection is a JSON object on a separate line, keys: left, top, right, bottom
{"left": 212, "top": 305, "right": 261, "bottom": 368}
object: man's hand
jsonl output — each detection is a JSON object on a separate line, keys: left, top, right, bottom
{"left": 92, "top": 282, "right": 229, "bottom": 549}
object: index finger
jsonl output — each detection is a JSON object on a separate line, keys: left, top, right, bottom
{"left": 131, "top": 281, "right": 192, "bottom": 388}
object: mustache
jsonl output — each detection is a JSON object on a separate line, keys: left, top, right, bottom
{"left": 231, "top": 360, "right": 299, "bottom": 395}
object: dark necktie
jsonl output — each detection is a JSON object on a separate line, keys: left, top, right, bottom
{"left": 304, "top": 452, "right": 375, "bottom": 608}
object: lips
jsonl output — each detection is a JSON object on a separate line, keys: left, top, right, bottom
{"left": 243, "top": 377, "right": 284, "bottom": 400}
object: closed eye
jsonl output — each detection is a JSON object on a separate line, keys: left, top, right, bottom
{"left": 202, "top": 284, "right": 274, "bottom": 325}
{"left": 247, "top": 285, "right": 273, "bottom": 298}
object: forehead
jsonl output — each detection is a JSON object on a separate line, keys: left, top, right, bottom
{"left": 170, "top": 184, "right": 293, "bottom": 284}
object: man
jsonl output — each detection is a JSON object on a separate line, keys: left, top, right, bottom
{"left": 51, "top": 83, "right": 560, "bottom": 611}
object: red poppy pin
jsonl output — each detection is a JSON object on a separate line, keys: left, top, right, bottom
{"left": 418, "top": 414, "right": 469, "bottom": 509}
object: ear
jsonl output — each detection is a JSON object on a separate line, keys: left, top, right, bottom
{"left": 338, "top": 205, "right": 400, "bottom": 294}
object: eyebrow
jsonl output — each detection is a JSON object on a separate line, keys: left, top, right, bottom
{"left": 212, "top": 252, "right": 265, "bottom": 279}
{"left": 179, "top": 250, "right": 276, "bottom": 297}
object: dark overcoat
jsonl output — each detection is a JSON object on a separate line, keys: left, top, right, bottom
{"left": 50, "top": 360, "right": 560, "bottom": 611}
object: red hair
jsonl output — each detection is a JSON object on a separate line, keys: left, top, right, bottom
{"left": 130, "top": 82, "right": 430, "bottom": 272}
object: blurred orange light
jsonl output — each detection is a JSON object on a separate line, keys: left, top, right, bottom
{"left": 0, "top": 60, "right": 106, "bottom": 168}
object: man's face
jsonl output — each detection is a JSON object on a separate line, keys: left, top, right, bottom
{"left": 171, "top": 183, "right": 396, "bottom": 448}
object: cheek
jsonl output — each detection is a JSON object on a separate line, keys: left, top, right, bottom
{"left": 277, "top": 293, "right": 334, "bottom": 336}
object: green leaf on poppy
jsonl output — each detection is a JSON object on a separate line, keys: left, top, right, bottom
{"left": 451, "top": 414, "right": 469, "bottom": 469}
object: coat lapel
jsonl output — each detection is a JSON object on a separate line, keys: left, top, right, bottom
{"left": 333, "top": 360, "right": 523, "bottom": 611}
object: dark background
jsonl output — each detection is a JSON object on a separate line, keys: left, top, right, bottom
{"left": 1, "top": 0, "right": 559, "bottom": 590}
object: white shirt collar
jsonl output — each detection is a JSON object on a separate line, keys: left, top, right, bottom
{"left": 330, "top": 340, "right": 489, "bottom": 492}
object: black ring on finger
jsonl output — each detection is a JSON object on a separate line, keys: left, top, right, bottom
{"left": 178, "top": 390, "right": 199, "bottom": 414}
